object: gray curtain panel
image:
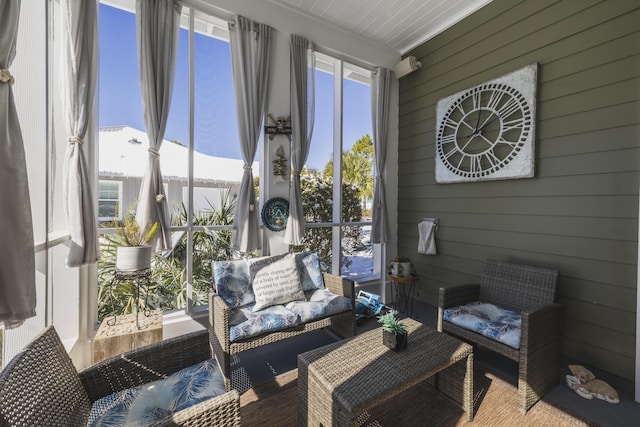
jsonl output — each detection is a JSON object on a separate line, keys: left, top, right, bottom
{"left": 60, "top": 0, "right": 99, "bottom": 267}
{"left": 370, "top": 67, "right": 392, "bottom": 244}
{"left": 228, "top": 16, "right": 272, "bottom": 253}
{"left": 284, "top": 35, "right": 315, "bottom": 246}
{"left": 135, "top": 0, "right": 182, "bottom": 251}
{"left": 0, "top": 0, "right": 36, "bottom": 328}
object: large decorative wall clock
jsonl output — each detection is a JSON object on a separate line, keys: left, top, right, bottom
{"left": 435, "top": 63, "right": 537, "bottom": 183}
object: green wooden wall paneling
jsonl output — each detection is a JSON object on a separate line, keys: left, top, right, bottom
{"left": 563, "top": 337, "right": 634, "bottom": 381}
{"left": 397, "top": 0, "right": 640, "bottom": 383}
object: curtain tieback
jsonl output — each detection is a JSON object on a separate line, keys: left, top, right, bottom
{"left": 68, "top": 136, "right": 84, "bottom": 145}
{"left": 155, "top": 194, "right": 165, "bottom": 203}
{"left": 148, "top": 148, "right": 160, "bottom": 158}
{"left": 0, "top": 69, "right": 14, "bottom": 85}
{"left": 243, "top": 164, "right": 252, "bottom": 171}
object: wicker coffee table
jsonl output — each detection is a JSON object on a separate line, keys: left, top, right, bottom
{"left": 298, "top": 318, "right": 473, "bottom": 426}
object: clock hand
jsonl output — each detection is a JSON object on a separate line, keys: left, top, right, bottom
{"left": 461, "top": 130, "right": 493, "bottom": 153}
{"left": 458, "top": 118, "right": 478, "bottom": 140}
{"left": 459, "top": 111, "right": 485, "bottom": 139}
{"left": 460, "top": 138, "right": 476, "bottom": 152}
{"left": 473, "top": 110, "right": 482, "bottom": 132}
{"left": 477, "top": 113, "right": 501, "bottom": 133}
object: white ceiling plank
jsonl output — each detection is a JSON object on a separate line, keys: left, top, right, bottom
{"left": 268, "top": 0, "right": 493, "bottom": 55}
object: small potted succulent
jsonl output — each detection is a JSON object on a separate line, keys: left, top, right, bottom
{"left": 114, "top": 209, "right": 158, "bottom": 271}
{"left": 378, "top": 312, "right": 408, "bottom": 351}
{"left": 389, "top": 256, "right": 412, "bottom": 277}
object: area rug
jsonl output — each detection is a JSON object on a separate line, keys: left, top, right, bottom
{"left": 240, "top": 364, "right": 595, "bottom": 427}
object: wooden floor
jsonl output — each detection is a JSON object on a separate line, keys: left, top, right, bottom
{"left": 240, "top": 364, "right": 592, "bottom": 427}
{"left": 232, "top": 301, "right": 640, "bottom": 426}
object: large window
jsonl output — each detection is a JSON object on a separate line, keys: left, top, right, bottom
{"left": 3, "top": 0, "right": 386, "bottom": 373}
{"left": 298, "top": 52, "right": 378, "bottom": 281}
{"left": 98, "top": 1, "right": 242, "bottom": 319}
{"left": 97, "top": 2, "right": 380, "bottom": 323}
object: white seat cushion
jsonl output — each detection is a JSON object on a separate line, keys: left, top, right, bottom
{"left": 286, "top": 288, "right": 352, "bottom": 323}
{"left": 228, "top": 304, "right": 300, "bottom": 342}
{"left": 443, "top": 301, "right": 522, "bottom": 349}
{"left": 88, "top": 358, "right": 226, "bottom": 426}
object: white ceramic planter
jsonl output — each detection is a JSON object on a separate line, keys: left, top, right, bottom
{"left": 391, "top": 261, "right": 413, "bottom": 277}
{"left": 116, "top": 245, "right": 152, "bottom": 271}
{"left": 391, "top": 262, "right": 399, "bottom": 276}
{"left": 400, "top": 262, "right": 412, "bottom": 277}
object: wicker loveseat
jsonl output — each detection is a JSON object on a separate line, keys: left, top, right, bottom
{"left": 209, "top": 252, "right": 356, "bottom": 388}
{"left": 437, "top": 259, "right": 560, "bottom": 414}
{"left": 0, "top": 326, "right": 240, "bottom": 426}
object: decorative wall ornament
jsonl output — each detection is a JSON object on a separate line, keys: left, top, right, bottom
{"left": 261, "top": 197, "right": 289, "bottom": 232}
{"left": 265, "top": 113, "right": 292, "bottom": 140}
{"left": 435, "top": 63, "right": 537, "bottom": 183}
{"left": 272, "top": 145, "right": 287, "bottom": 182}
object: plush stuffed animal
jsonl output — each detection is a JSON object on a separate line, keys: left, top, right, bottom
{"left": 566, "top": 365, "right": 620, "bottom": 404}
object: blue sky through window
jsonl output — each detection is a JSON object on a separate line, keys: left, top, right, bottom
{"left": 98, "top": 4, "right": 372, "bottom": 169}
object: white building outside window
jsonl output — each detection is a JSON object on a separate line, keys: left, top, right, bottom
{"left": 98, "top": 180, "right": 122, "bottom": 221}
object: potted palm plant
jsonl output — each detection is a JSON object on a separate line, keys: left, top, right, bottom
{"left": 378, "top": 312, "right": 408, "bottom": 351}
{"left": 114, "top": 210, "right": 158, "bottom": 271}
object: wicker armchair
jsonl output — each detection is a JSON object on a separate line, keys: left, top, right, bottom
{"left": 437, "top": 259, "right": 561, "bottom": 414}
{"left": 0, "top": 326, "right": 240, "bottom": 426}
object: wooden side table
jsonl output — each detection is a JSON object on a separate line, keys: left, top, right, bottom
{"left": 387, "top": 274, "right": 418, "bottom": 317}
{"left": 95, "top": 268, "right": 162, "bottom": 363}
{"left": 92, "top": 310, "right": 162, "bottom": 363}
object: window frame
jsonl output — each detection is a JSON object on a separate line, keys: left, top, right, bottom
{"left": 312, "top": 52, "right": 381, "bottom": 282}
{"left": 97, "top": 1, "right": 239, "bottom": 318}
{"left": 96, "top": 2, "right": 383, "bottom": 322}
{"left": 97, "top": 180, "right": 123, "bottom": 221}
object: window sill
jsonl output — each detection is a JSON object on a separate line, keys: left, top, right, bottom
{"left": 161, "top": 308, "right": 209, "bottom": 339}
{"left": 352, "top": 275, "right": 382, "bottom": 286}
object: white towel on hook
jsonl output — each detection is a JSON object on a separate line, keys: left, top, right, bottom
{"left": 418, "top": 221, "right": 437, "bottom": 255}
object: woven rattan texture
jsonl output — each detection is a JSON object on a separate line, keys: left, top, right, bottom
{"left": 81, "top": 329, "right": 211, "bottom": 401}
{"left": 0, "top": 326, "right": 92, "bottom": 426}
{"left": 0, "top": 327, "right": 241, "bottom": 427}
{"left": 438, "top": 259, "right": 561, "bottom": 414}
{"left": 298, "top": 318, "right": 473, "bottom": 426}
{"left": 210, "top": 272, "right": 356, "bottom": 390}
{"left": 478, "top": 259, "right": 558, "bottom": 312}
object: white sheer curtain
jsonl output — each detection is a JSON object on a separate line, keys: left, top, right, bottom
{"left": 135, "top": 0, "right": 182, "bottom": 251}
{"left": 284, "top": 35, "right": 315, "bottom": 245}
{"left": 60, "top": 0, "right": 99, "bottom": 267}
{"left": 228, "top": 16, "right": 272, "bottom": 253}
{"left": 0, "top": 0, "right": 36, "bottom": 328}
{"left": 370, "top": 67, "right": 392, "bottom": 244}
